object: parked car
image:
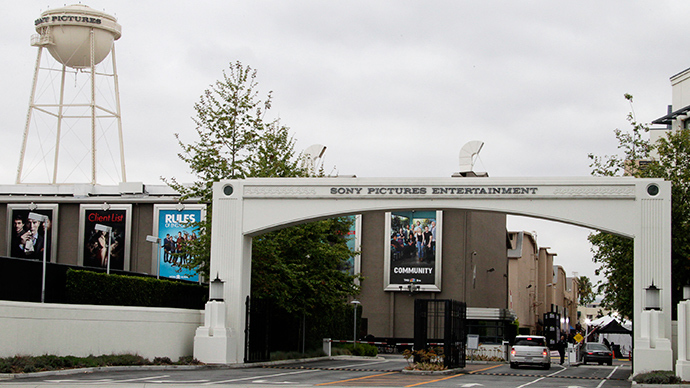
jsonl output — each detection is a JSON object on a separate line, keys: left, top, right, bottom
{"left": 580, "top": 342, "right": 613, "bottom": 365}
{"left": 510, "top": 335, "right": 551, "bottom": 370}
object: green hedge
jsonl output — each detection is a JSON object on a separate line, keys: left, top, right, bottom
{"left": 65, "top": 269, "right": 207, "bottom": 309}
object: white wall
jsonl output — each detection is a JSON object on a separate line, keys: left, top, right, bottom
{"left": 0, "top": 301, "right": 203, "bottom": 360}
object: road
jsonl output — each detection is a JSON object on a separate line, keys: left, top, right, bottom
{"left": 0, "top": 355, "right": 632, "bottom": 388}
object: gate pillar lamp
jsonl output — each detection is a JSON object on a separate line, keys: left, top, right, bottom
{"left": 684, "top": 284, "right": 690, "bottom": 301}
{"left": 146, "top": 235, "right": 161, "bottom": 279}
{"left": 351, "top": 300, "right": 360, "bottom": 349}
{"left": 94, "top": 224, "right": 112, "bottom": 274}
{"left": 28, "top": 212, "right": 48, "bottom": 303}
{"left": 210, "top": 274, "right": 225, "bottom": 302}
{"left": 645, "top": 281, "right": 661, "bottom": 311}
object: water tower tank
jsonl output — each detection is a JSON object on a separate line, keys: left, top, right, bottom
{"left": 32, "top": 4, "right": 121, "bottom": 69}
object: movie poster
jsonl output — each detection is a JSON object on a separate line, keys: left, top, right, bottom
{"left": 155, "top": 206, "right": 203, "bottom": 281}
{"left": 385, "top": 210, "right": 442, "bottom": 291}
{"left": 81, "top": 207, "right": 129, "bottom": 271}
{"left": 7, "top": 205, "right": 57, "bottom": 262}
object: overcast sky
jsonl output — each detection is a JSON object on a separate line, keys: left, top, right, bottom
{"left": 2, "top": 1, "right": 689, "bottom": 289}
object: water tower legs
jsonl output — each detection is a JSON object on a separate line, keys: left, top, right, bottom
{"left": 16, "top": 32, "right": 125, "bottom": 185}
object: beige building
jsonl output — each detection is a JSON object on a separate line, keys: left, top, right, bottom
{"left": 508, "top": 231, "right": 579, "bottom": 336}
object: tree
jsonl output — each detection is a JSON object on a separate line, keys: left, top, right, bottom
{"left": 577, "top": 275, "right": 595, "bottom": 306}
{"left": 164, "top": 62, "right": 360, "bottom": 339}
{"left": 251, "top": 217, "right": 358, "bottom": 317}
{"left": 163, "top": 61, "right": 271, "bottom": 277}
{"left": 587, "top": 94, "right": 648, "bottom": 319}
{"left": 588, "top": 93, "right": 690, "bottom": 319}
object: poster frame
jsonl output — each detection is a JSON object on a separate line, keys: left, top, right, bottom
{"left": 384, "top": 210, "right": 443, "bottom": 292}
{"left": 151, "top": 204, "right": 206, "bottom": 281}
{"left": 78, "top": 203, "right": 132, "bottom": 271}
{"left": 6, "top": 203, "right": 59, "bottom": 262}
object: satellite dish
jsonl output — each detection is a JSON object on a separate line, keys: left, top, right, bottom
{"left": 301, "top": 144, "right": 327, "bottom": 176}
{"left": 458, "top": 140, "right": 484, "bottom": 172}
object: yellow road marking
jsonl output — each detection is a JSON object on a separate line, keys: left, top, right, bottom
{"left": 405, "top": 373, "right": 465, "bottom": 387}
{"left": 469, "top": 364, "right": 504, "bottom": 374}
{"left": 316, "top": 371, "right": 397, "bottom": 386}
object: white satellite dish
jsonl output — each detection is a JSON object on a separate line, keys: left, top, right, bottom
{"left": 458, "top": 140, "right": 484, "bottom": 172}
{"left": 301, "top": 144, "right": 327, "bottom": 176}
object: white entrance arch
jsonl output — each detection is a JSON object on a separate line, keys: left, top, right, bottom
{"left": 194, "top": 176, "right": 672, "bottom": 374}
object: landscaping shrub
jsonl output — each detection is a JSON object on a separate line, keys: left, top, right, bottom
{"left": 632, "top": 370, "right": 681, "bottom": 384}
{"left": 0, "top": 354, "right": 200, "bottom": 374}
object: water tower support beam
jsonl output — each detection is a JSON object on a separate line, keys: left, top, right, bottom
{"left": 16, "top": 48, "right": 43, "bottom": 184}
{"left": 111, "top": 44, "right": 126, "bottom": 182}
{"left": 90, "top": 28, "right": 97, "bottom": 185}
{"left": 52, "top": 64, "right": 67, "bottom": 184}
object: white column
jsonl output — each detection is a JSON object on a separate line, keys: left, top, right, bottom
{"left": 194, "top": 181, "right": 250, "bottom": 364}
{"left": 677, "top": 301, "right": 690, "bottom": 380}
{"left": 633, "top": 184, "right": 673, "bottom": 375}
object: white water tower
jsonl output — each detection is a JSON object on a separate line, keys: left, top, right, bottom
{"left": 17, "top": 4, "right": 125, "bottom": 184}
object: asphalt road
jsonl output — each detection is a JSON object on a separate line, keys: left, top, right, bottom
{"left": 0, "top": 355, "right": 633, "bottom": 388}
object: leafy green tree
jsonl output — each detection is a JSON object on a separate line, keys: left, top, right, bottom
{"left": 577, "top": 275, "right": 595, "bottom": 306}
{"left": 588, "top": 93, "right": 690, "bottom": 319}
{"left": 164, "top": 61, "right": 271, "bottom": 277}
{"left": 588, "top": 234, "right": 634, "bottom": 318}
{"left": 251, "top": 217, "right": 358, "bottom": 316}
{"left": 587, "top": 94, "right": 647, "bottom": 319}
{"left": 164, "top": 61, "right": 360, "bottom": 332}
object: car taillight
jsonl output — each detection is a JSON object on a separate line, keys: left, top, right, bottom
{"left": 587, "top": 352, "right": 594, "bottom": 355}
{"left": 542, "top": 349, "right": 548, "bottom": 356}
{"left": 511, "top": 348, "right": 516, "bottom": 355}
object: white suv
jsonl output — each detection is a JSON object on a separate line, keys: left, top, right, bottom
{"left": 509, "top": 335, "right": 551, "bottom": 370}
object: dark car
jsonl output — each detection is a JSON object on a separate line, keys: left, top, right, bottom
{"left": 580, "top": 342, "right": 613, "bottom": 365}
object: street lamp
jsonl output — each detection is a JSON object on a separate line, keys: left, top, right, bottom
{"left": 645, "top": 281, "right": 661, "bottom": 311}
{"left": 28, "top": 212, "right": 48, "bottom": 303}
{"left": 210, "top": 274, "right": 225, "bottom": 301}
{"left": 351, "top": 300, "right": 361, "bottom": 349}
{"left": 146, "top": 235, "right": 161, "bottom": 279}
{"left": 94, "top": 224, "right": 113, "bottom": 274}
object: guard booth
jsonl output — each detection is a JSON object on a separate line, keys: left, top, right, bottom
{"left": 414, "top": 299, "right": 466, "bottom": 369}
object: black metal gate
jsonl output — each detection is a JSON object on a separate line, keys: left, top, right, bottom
{"left": 244, "top": 296, "right": 270, "bottom": 363}
{"left": 414, "top": 299, "right": 466, "bottom": 369}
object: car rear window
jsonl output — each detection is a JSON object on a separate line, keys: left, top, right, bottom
{"left": 514, "top": 337, "right": 545, "bottom": 346}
